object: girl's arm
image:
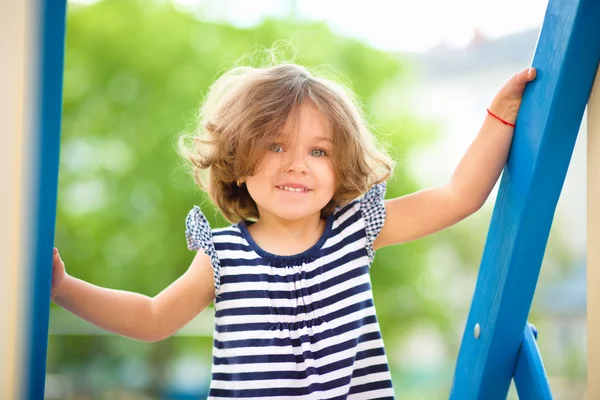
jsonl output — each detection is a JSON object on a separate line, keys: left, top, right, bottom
{"left": 51, "top": 249, "right": 215, "bottom": 342}
{"left": 374, "top": 68, "right": 536, "bottom": 249}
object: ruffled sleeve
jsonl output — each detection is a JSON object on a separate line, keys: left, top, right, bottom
{"left": 360, "top": 182, "right": 387, "bottom": 264}
{"left": 185, "top": 206, "right": 221, "bottom": 294}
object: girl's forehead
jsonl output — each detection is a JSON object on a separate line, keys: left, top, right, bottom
{"left": 280, "top": 104, "right": 334, "bottom": 141}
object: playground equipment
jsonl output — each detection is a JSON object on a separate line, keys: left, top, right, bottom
{"left": 451, "top": 0, "right": 600, "bottom": 398}
{"left": 1, "top": 0, "right": 599, "bottom": 398}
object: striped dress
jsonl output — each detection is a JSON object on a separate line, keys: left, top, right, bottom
{"left": 185, "top": 183, "right": 395, "bottom": 399}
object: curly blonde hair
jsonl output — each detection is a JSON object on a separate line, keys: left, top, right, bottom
{"left": 179, "top": 63, "right": 394, "bottom": 223}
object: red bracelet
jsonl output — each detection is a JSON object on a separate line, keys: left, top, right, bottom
{"left": 487, "top": 108, "right": 516, "bottom": 128}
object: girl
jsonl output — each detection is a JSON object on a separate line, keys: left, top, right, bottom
{"left": 52, "top": 63, "right": 536, "bottom": 399}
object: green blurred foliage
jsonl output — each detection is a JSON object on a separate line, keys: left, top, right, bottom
{"left": 50, "top": 0, "right": 484, "bottom": 396}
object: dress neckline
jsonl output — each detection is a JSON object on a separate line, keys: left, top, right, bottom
{"left": 238, "top": 214, "right": 334, "bottom": 263}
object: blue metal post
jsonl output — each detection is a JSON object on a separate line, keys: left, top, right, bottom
{"left": 24, "top": 0, "right": 67, "bottom": 398}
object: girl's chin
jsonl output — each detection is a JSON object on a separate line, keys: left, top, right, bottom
{"left": 270, "top": 207, "right": 323, "bottom": 221}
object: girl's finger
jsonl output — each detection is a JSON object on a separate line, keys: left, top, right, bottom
{"left": 518, "top": 67, "right": 536, "bottom": 82}
{"left": 505, "top": 68, "right": 536, "bottom": 97}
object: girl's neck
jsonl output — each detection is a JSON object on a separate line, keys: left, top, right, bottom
{"left": 246, "top": 213, "right": 326, "bottom": 256}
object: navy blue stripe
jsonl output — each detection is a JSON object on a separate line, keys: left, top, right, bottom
{"left": 348, "top": 378, "right": 394, "bottom": 395}
{"left": 220, "top": 272, "right": 285, "bottom": 284}
{"left": 351, "top": 363, "right": 390, "bottom": 379}
{"left": 355, "top": 346, "right": 387, "bottom": 362}
{"left": 217, "top": 289, "right": 273, "bottom": 302}
{"left": 214, "top": 241, "right": 253, "bottom": 252}
{"left": 217, "top": 320, "right": 275, "bottom": 333}
{"left": 217, "top": 256, "right": 268, "bottom": 267}
{"left": 217, "top": 305, "right": 301, "bottom": 317}
{"left": 215, "top": 315, "right": 378, "bottom": 350}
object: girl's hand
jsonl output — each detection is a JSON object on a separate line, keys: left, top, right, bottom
{"left": 51, "top": 248, "right": 67, "bottom": 300}
{"left": 489, "top": 67, "right": 537, "bottom": 125}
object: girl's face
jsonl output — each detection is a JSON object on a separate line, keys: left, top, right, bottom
{"left": 244, "top": 103, "right": 336, "bottom": 223}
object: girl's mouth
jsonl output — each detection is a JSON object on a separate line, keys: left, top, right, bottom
{"left": 277, "top": 186, "right": 310, "bottom": 192}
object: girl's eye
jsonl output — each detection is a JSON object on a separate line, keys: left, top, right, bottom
{"left": 310, "top": 148, "right": 327, "bottom": 157}
{"left": 269, "top": 143, "right": 284, "bottom": 153}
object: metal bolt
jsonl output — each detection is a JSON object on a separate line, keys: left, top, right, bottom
{"left": 474, "top": 323, "right": 481, "bottom": 339}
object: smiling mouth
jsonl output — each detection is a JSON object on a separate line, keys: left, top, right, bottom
{"left": 276, "top": 186, "right": 310, "bottom": 192}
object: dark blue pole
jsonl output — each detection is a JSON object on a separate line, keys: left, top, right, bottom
{"left": 24, "top": 0, "right": 67, "bottom": 398}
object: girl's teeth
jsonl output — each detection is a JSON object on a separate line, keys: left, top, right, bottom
{"left": 279, "top": 186, "right": 306, "bottom": 192}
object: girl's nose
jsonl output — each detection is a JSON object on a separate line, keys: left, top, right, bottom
{"left": 283, "top": 151, "right": 309, "bottom": 173}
